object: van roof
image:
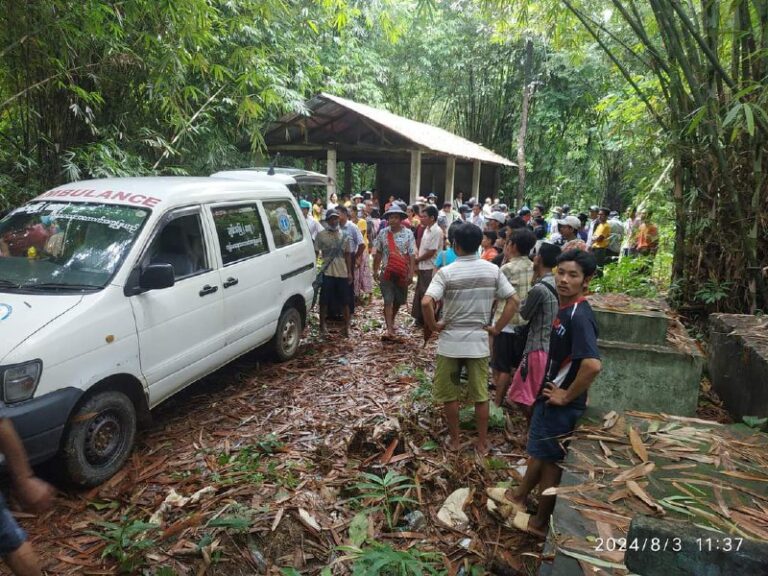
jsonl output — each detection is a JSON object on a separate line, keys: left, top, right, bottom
{"left": 33, "top": 177, "right": 292, "bottom": 211}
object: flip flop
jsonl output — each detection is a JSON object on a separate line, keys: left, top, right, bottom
{"left": 486, "top": 487, "right": 525, "bottom": 514}
{"left": 510, "top": 511, "right": 546, "bottom": 538}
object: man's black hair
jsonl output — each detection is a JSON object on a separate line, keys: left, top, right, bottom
{"left": 538, "top": 242, "right": 561, "bottom": 268}
{"left": 410, "top": 204, "right": 421, "bottom": 215}
{"left": 557, "top": 249, "right": 598, "bottom": 277}
{"left": 483, "top": 230, "right": 498, "bottom": 243}
{"left": 509, "top": 228, "right": 537, "bottom": 255}
{"left": 507, "top": 216, "right": 527, "bottom": 229}
{"left": 371, "top": 208, "right": 380, "bottom": 218}
{"left": 598, "top": 208, "right": 610, "bottom": 216}
{"left": 454, "top": 222, "right": 483, "bottom": 253}
{"left": 447, "top": 220, "right": 462, "bottom": 244}
{"left": 336, "top": 205, "right": 348, "bottom": 215}
{"left": 423, "top": 205, "right": 438, "bottom": 220}
{"left": 497, "top": 228, "right": 507, "bottom": 240}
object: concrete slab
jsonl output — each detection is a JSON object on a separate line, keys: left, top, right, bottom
{"left": 537, "top": 410, "right": 768, "bottom": 575}
{"left": 590, "top": 339, "right": 704, "bottom": 416}
{"left": 709, "top": 314, "right": 768, "bottom": 421}
{"left": 592, "top": 307, "right": 669, "bottom": 347}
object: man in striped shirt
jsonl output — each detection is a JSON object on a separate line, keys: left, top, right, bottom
{"left": 422, "top": 223, "right": 520, "bottom": 455}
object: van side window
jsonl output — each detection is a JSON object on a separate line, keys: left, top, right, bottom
{"left": 263, "top": 200, "right": 303, "bottom": 249}
{"left": 148, "top": 214, "right": 209, "bottom": 279}
{"left": 211, "top": 204, "right": 268, "bottom": 265}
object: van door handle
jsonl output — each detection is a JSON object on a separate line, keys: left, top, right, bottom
{"left": 199, "top": 284, "right": 218, "bottom": 297}
{"left": 223, "top": 277, "right": 239, "bottom": 289}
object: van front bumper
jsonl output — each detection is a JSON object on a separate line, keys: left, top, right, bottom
{"left": 4, "top": 387, "right": 83, "bottom": 465}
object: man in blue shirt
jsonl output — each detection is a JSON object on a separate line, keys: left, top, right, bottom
{"left": 492, "top": 249, "right": 601, "bottom": 538}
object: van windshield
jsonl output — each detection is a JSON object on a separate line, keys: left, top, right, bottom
{"left": 0, "top": 202, "right": 149, "bottom": 293}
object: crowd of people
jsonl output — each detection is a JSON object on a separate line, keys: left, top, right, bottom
{"left": 303, "top": 190, "right": 663, "bottom": 539}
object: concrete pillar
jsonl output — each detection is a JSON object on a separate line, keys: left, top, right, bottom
{"left": 326, "top": 148, "right": 337, "bottom": 204}
{"left": 444, "top": 157, "right": 456, "bottom": 205}
{"left": 471, "top": 160, "right": 481, "bottom": 202}
{"left": 410, "top": 150, "right": 422, "bottom": 204}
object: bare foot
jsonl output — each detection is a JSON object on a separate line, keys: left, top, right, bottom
{"left": 504, "top": 489, "right": 526, "bottom": 509}
{"left": 474, "top": 441, "right": 489, "bottom": 456}
{"left": 444, "top": 436, "right": 461, "bottom": 452}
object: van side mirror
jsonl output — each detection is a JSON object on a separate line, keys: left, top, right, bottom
{"left": 139, "top": 264, "right": 175, "bottom": 291}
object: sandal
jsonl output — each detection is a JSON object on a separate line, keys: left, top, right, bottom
{"left": 510, "top": 511, "right": 547, "bottom": 538}
{"left": 486, "top": 487, "right": 525, "bottom": 514}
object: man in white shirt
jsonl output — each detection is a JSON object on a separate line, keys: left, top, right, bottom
{"left": 468, "top": 203, "right": 485, "bottom": 229}
{"left": 300, "top": 200, "right": 322, "bottom": 241}
{"left": 411, "top": 205, "right": 443, "bottom": 326}
{"left": 422, "top": 223, "right": 520, "bottom": 455}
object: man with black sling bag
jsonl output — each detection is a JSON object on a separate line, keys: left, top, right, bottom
{"left": 313, "top": 210, "right": 354, "bottom": 337}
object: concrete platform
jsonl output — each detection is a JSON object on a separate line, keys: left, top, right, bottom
{"left": 538, "top": 411, "right": 768, "bottom": 575}
{"left": 709, "top": 314, "right": 768, "bottom": 421}
{"left": 588, "top": 296, "right": 703, "bottom": 417}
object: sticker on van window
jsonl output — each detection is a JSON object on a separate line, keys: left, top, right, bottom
{"left": 277, "top": 213, "right": 292, "bottom": 233}
{"left": 0, "top": 304, "right": 12, "bottom": 321}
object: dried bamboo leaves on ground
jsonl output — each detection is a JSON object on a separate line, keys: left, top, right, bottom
{"left": 17, "top": 299, "right": 541, "bottom": 575}
{"left": 545, "top": 410, "right": 768, "bottom": 575}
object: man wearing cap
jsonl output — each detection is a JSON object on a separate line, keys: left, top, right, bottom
{"left": 427, "top": 192, "right": 438, "bottom": 205}
{"left": 373, "top": 205, "right": 417, "bottom": 341}
{"left": 411, "top": 205, "right": 442, "bottom": 327}
{"left": 422, "top": 223, "right": 520, "bottom": 454}
{"left": 300, "top": 199, "right": 322, "bottom": 241}
{"left": 314, "top": 210, "right": 354, "bottom": 337}
{"left": 555, "top": 215, "right": 586, "bottom": 252}
{"left": 485, "top": 211, "right": 506, "bottom": 232}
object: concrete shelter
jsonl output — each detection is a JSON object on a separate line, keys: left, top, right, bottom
{"left": 263, "top": 93, "right": 516, "bottom": 205}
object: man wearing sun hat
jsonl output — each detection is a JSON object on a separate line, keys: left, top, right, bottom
{"left": 373, "top": 204, "right": 416, "bottom": 341}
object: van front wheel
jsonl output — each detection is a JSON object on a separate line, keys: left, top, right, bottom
{"left": 60, "top": 390, "right": 137, "bottom": 487}
{"left": 272, "top": 306, "right": 302, "bottom": 362}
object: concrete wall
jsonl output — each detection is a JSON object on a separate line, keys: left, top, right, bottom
{"left": 591, "top": 339, "right": 703, "bottom": 416}
{"left": 709, "top": 314, "right": 768, "bottom": 420}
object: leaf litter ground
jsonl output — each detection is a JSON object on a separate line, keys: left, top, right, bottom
{"left": 14, "top": 297, "right": 542, "bottom": 575}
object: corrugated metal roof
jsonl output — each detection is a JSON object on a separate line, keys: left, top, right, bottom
{"left": 268, "top": 93, "right": 516, "bottom": 167}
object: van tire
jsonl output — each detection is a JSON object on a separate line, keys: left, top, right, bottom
{"left": 271, "top": 306, "right": 302, "bottom": 362}
{"left": 59, "top": 391, "right": 137, "bottom": 487}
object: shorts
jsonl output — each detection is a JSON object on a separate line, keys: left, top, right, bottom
{"left": 433, "top": 355, "right": 489, "bottom": 404}
{"left": 320, "top": 275, "right": 352, "bottom": 307}
{"left": 507, "top": 350, "right": 548, "bottom": 406}
{"left": 490, "top": 330, "right": 524, "bottom": 373}
{"left": 0, "top": 493, "right": 27, "bottom": 556}
{"left": 527, "top": 397, "right": 585, "bottom": 462}
{"left": 380, "top": 279, "right": 408, "bottom": 307}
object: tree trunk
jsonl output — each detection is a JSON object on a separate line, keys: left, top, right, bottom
{"left": 516, "top": 37, "right": 533, "bottom": 209}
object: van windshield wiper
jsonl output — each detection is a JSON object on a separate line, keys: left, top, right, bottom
{"left": 0, "top": 279, "right": 21, "bottom": 289}
{"left": 20, "top": 282, "right": 102, "bottom": 292}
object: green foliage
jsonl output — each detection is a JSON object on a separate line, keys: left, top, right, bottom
{"left": 88, "top": 518, "right": 159, "bottom": 573}
{"left": 694, "top": 280, "right": 734, "bottom": 307}
{"left": 591, "top": 257, "right": 661, "bottom": 298}
{"left": 339, "top": 542, "right": 447, "bottom": 576}
{"left": 353, "top": 470, "right": 416, "bottom": 529}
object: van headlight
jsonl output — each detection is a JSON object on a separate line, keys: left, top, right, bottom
{"left": 2, "top": 361, "right": 42, "bottom": 403}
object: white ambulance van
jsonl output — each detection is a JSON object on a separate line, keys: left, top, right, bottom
{"left": 0, "top": 176, "right": 316, "bottom": 485}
